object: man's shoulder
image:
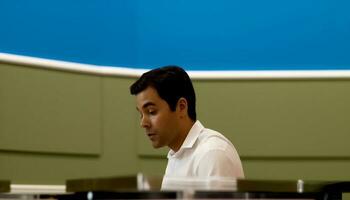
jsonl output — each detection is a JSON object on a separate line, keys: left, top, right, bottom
{"left": 196, "top": 128, "right": 233, "bottom": 151}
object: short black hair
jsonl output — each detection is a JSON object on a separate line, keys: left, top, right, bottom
{"left": 130, "top": 66, "right": 196, "bottom": 121}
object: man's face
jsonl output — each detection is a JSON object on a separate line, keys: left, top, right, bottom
{"left": 136, "top": 87, "right": 180, "bottom": 149}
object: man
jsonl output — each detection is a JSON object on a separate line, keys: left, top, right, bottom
{"left": 130, "top": 66, "right": 244, "bottom": 188}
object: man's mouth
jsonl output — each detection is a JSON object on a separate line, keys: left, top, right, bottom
{"left": 147, "top": 133, "right": 156, "bottom": 140}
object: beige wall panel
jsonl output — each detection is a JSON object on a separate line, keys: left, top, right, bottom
{"left": 0, "top": 67, "right": 139, "bottom": 184}
{"left": 243, "top": 159, "right": 350, "bottom": 180}
{"left": 0, "top": 65, "right": 101, "bottom": 155}
{"left": 195, "top": 80, "right": 350, "bottom": 157}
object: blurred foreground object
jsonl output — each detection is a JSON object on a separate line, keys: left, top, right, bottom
{"left": 1, "top": 175, "right": 349, "bottom": 199}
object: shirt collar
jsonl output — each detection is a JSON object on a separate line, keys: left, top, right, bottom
{"left": 167, "top": 120, "right": 204, "bottom": 158}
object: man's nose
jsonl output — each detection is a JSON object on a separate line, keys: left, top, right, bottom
{"left": 140, "top": 116, "right": 150, "bottom": 128}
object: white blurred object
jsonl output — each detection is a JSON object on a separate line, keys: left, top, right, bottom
{"left": 137, "top": 173, "right": 150, "bottom": 190}
{"left": 10, "top": 184, "right": 66, "bottom": 194}
{"left": 161, "top": 176, "right": 237, "bottom": 191}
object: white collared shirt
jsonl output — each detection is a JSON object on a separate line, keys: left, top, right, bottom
{"left": 162, "top": 121, "right": 244, "bottom": 189}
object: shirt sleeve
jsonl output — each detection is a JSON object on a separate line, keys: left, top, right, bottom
{"left": 197, "top": 149, "right": 244, "bottom": 178}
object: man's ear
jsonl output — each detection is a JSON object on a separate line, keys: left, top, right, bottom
{"left": 177, "top": 97, "right": 188, "bottom": 114}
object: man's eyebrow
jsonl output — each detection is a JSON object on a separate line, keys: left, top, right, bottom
{"left": 142, "top": 102, "right": 156, "bottom": 109}
{"left": 136, "top": 102, "right": 156, "bottom": 112}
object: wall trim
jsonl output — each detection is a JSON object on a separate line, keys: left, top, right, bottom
{"left": 1, "top": 52, "right": 350, "bottom": 80}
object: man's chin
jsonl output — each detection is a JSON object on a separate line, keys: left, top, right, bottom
{"left": 151, "top": 142, "right": 164, "bottom": 149}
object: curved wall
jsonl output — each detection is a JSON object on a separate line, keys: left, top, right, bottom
{"left": 1, "top": 62, "right": 350, "bottom": 184}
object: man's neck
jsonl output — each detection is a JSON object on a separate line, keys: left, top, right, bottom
{"left": 169, "top": 119, "right": 196, "bottom": 152}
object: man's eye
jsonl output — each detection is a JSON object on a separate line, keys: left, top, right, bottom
{"left": 148, "top": 110, "right": 157, "bottom": 115}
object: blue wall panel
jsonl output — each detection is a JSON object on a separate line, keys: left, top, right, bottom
{"left": 1, "top": 0, "right": 349, "bottom": 70}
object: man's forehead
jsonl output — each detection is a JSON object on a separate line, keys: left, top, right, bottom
{"left": 136, "top": 94, "right": 158, "bottom": 108}
{"left": 136, "top": 87, "right": 160, "bottom": 101}
{"left": 135, "top": 87, "right": 165, "bottom": 108}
